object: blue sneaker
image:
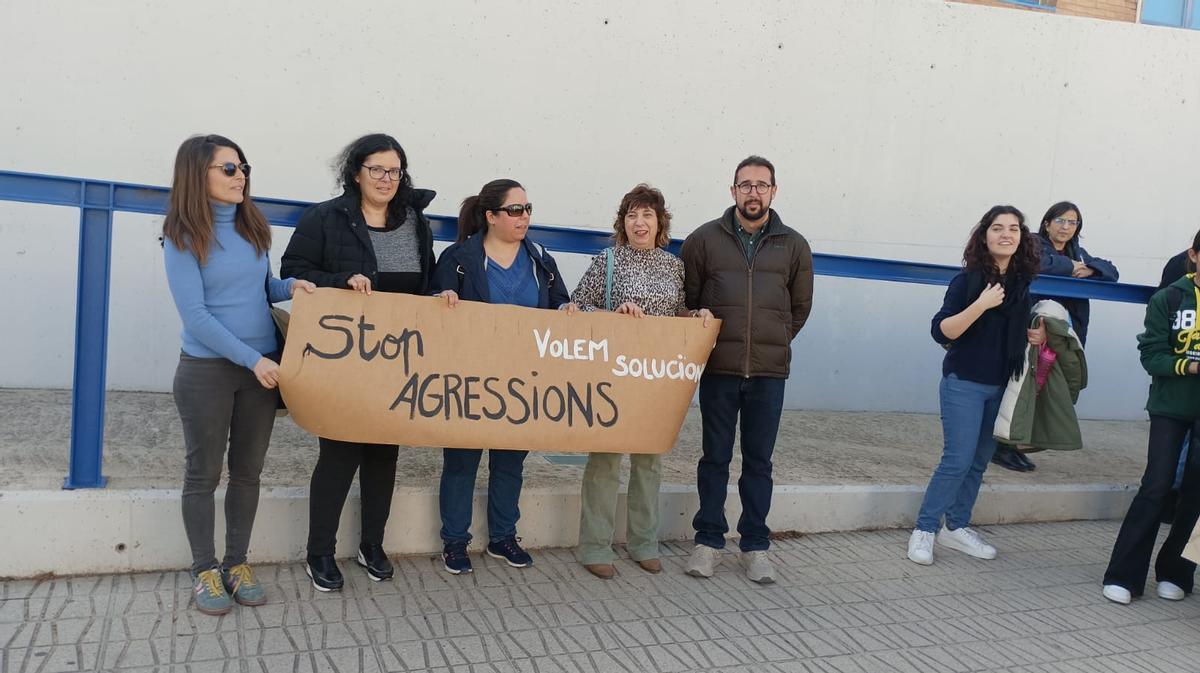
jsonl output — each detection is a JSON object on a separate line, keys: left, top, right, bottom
{"left": 193, "top": 568, "right": 233, "bottom": 616}
{"left": 222, "top": 563, "right": 267, "bottom": 606}
{"left": 486, "top": 537, "right": 533, "bottom": 568}
{"left": 443, "top": 543, "right": 473, "bottom": 575}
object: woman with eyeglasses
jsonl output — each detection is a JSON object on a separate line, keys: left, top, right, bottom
{"left": 281, "top": 133, "right": 437, "bottom": 592}
{"left": 992, "top": 201, "right": 1119, "bottom": 472}
{"left": 561, "top": 184, "right": 713, "bottom": 580}
{"left": 429, "top": 178, "right": 570, "bottom": 575}
{"left": 163, "top": 134, "right": 315, "bottom": 615}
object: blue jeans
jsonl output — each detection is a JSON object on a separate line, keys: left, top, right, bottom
{"left": 915, "top": 374, "right": 1004, "bottom": 533}
{"left": 693, "top": 373, "right": 786, "bottom": 552}
{"left": 439, "top": 448, "right": 528, "bottom": 545}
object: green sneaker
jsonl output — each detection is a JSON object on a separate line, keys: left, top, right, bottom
{"left": 193, "top": 568, "right": 233, "bottom": 615}
{"left": 222, "top": 563, "right": 267, "bottom": 606}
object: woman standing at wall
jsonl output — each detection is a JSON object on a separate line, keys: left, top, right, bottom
{"left": 281, "top": 133, "right": 437, "bottom": 591}
{"left": 993, "top": 201, "right": 1119, "bottom": 472}
{"left": 163, "top": 134, "right": 314, "bottom": 615}
{"left": 1101, "top": 230, "right": 1200, "bottom": 605}
{"left": 562, "top": 184, "right": 712, "bottom": 579}
{"left": 430, "top": 179, "right": 570, "bottom": 575}
{"left": 907, "top": 205, "right": 1043, "bottom": 566}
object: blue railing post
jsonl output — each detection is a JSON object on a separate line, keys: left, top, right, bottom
{"left": 64, "top": 181, "right": 114, "bottom": 488}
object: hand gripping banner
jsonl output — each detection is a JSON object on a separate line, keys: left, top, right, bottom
{"left": 278, "top": 289, "right": 719, "bottom": 453}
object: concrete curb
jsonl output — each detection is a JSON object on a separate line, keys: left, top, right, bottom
{"left": 0, "top": 482, "right": 1137, "bottom": 578}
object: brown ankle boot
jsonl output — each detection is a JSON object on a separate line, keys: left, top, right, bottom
{"left": 636, "top": 558, "right": 662, "bottom": 574}
{"left": 584, "top": 563, "right": 615, "bottom": 579}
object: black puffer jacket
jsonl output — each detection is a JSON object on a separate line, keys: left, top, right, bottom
{"left": 681, "top": 207, "right": 814, "bottom": 378}
{"left": 281, "top": 190, "right": 436, "bottom": 292}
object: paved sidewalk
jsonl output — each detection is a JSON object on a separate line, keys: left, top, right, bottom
{"left": 3, "top": 520, "right": 1198, "bottom": 673}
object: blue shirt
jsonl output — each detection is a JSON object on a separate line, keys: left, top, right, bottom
{"left": 485, "top": 250, "right": 539, "bottom": 308}
{"left": 164, "top": 202, "right": 293, "bottom": 369}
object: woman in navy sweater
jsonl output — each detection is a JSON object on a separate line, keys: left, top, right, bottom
{"left": 163, "top": 135, "right": 313, "bottom": 615}
{"left": 907, "top": 205, "right": 1044, "bottom": 566}
{"left": 430, "top": 179, "right": 570, "bottom": 575}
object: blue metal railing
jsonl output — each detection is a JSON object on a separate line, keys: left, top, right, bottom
{"left": 0, "top": 169, "right": 1160, "bottom": 489}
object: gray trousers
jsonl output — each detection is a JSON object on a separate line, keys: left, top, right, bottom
{"left": 174, "top": 353, "right": 277, "bottom": 575}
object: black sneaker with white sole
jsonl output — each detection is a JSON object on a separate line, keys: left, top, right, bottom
{"left": 443, "top": 543, "right": 473, "bottom": 575}
{"left": 356, "top": 543, "right": 394, "bottom": 581}
{"left": 486, "top": 537, "right": 533, "bottom": 568}
{"left": 305, "top": 555, "right": 344, "bottom": 592}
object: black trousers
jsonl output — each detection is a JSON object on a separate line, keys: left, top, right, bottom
{"left": 1104, "top": 415, "right": 1200, "bottom": 596}
{"left": 306, "top": 437, "right": 399, "bottom": 557}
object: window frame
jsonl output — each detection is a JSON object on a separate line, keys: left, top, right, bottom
{"left": 1140, "top": 0, "right": 1200, "bottom": 29}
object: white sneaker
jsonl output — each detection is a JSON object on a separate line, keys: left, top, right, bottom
{"left": 741, "top": 551, "right": 775, "bottom": 584}
{"left": 685, "top": 544, "right": 720, "bottom": 578}
{"left": 1157, "top": 581, "right": 1185, "bottom": 601}
{"left": 1103, "top": 584, "right": 1132, "bottom": 605}
{"left": 907, "top": 529, "right": 935, "bottom": 565}
{"left": 936, "top": 526, "right": 997, "bottom": 560}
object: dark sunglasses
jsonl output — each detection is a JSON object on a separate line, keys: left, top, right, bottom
{"left": 210, "top": 162, "right": 251, "bottom": 177}
{"left": 492, "top": 203, "right": 533, "bottom": 217}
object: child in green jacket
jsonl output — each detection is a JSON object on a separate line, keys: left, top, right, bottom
{"left": 1102, "top": 232, "right": 1200, "bottom": 605}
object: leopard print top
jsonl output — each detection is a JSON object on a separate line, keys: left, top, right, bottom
{"left": 570, "top": 245, "right": 685, "bottom": 318}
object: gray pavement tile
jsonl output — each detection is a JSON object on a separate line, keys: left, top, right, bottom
{"left": 0, "top": 621, "right": 33, "bottom": 649}
{"left": 29, "top": 617, "right": 105, "bottom": 647}
{"left": 100, "top": 638, "right": 170, "bottom": 669}
{"left": 7, "top": 521, "right": 1200, "bottom": 673}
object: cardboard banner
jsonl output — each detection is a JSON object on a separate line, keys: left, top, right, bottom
{"left": 1185, "top": 520, "right": 1200, "bottom": 565}
{"left": 277, "top": 288, "right": 719, "bottom": 454}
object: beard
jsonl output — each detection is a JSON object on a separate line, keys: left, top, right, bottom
{"left": 737, "top": 198, "right": 770, "bottom": 222}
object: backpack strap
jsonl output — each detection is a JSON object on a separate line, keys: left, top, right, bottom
{"left": 604, "top": 248, "right": 615, "bottom": 311}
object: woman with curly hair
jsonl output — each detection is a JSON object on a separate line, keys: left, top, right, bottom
{"left": 907, "top": 205, "right": 1044, "bottom": 566}
{"left": 281, "top": 133, "right": 437, "bottom": 591}
{"left": 563, "top": 184, "right": 712, "bottom": 579}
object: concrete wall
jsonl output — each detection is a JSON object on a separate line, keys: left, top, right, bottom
{"left": 2, "top": 0, "right": 1198, "bottom": 420}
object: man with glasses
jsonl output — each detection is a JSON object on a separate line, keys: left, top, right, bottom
{"left": 680, "top": 155, "right": 814, "bottom": 583}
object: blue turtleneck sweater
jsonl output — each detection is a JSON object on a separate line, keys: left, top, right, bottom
{"left": 164, "top": 202, "right": 293, "bottom": 369}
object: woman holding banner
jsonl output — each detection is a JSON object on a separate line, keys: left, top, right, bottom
{"left": 163, "top": 134, "right": 315, "bottom": 615}
{"left": 563, "top": 184, "right": 712, "bottom": 579}
{"left": 431, "top": 178, "right": 570, "bottom": 575}
{"left": 280, "top": 133, "right": 437, "bottom": 592}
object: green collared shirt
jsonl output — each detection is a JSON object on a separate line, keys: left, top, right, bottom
{"left": 734, "top": 219, "right": 769, "bottom": 261}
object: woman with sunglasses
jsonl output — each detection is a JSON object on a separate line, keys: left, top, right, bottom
{"left": 992, "top": 201, "right": 1119, "bottom": 473}
{"left": 163, "top": 134, "right": 315, "bottom": 615}
{"left": 430, "top": 179, "right": 570, "bottom": 575}
{"left": 561, "top": 184, "right": 712, "bottom": 579}
{"left": 281, "top": 133, "right": 437, "bottom": 592}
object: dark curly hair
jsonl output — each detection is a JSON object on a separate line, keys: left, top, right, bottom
{"left": 962, "top": 205, "right": 1040, "bottom": 282}
{"left": 613, "top": 184, "right": 671, "bottom": 248}
{"left": 333, "top": 133, "right": 413, "bottom": 217}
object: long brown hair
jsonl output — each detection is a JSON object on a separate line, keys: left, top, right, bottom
{"left": 162, "top": 134, "right": 271, "bottom": 264}
{"left": 962, "top": 205, "right": 1040, "bottom": 282}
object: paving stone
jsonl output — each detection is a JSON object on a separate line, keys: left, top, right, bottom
{"left": 4, "top": 521, "right": 1200, "bottom": 672}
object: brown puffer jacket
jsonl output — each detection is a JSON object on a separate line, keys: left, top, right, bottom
{"left": 681, "top": 207, "right": 814, "bottom": 378}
